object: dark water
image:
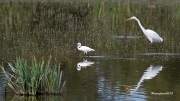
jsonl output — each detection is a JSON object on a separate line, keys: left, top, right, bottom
{"left": 2, "top": 54, "right": 179, "bottom": 101}
{"left": 0, "top": 1, "right": 180, "bottom": 101}
{"left": 59, "top": 55, "right": 179, "bottom": 101}
{"left": 1, "top": 54, "right": 180, "bottom": 101}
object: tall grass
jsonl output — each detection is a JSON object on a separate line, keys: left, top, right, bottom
{"left": 0, "top": 1, "right": 180, "bottom": 59}
{"left": 1, "top": 57, "right": 66, "bottom": 96}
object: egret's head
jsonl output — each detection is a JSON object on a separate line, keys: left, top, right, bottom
{"left": 77, "top": 64, "right": 81, "bottom": 71}
{"left": 126, "top": 16, "right": 136, "bottom": 21}
{"left": 77, "top": 42, "right": 81, "bottom": 46}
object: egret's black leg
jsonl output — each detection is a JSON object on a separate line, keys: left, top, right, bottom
{"left": 158, "top": 42, "right": 163, "bottom": 52}
{"left": 148, "top": 43, "right": 158, "bottom": 55}
{"left": 86, "top": 52, "right": 89, "bottom": 57}
{"left": 152, "top": 43, "right": 158, "bottom": 55}
{"left": 148, "top": 44, "right": 153, "bottom": 55}
{"left": 83, "top": 52, "right": 87, "bottom": 57}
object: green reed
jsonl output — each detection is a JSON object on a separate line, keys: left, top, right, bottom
{"left": 1, "top": 57, "right": 66, "bottom": 96}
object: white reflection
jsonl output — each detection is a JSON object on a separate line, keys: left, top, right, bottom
{"left": 77, "top": 59, "right": 94, "bottom": 71}
{"left": 130, "top": 65, "right": 163, "bottom": 94}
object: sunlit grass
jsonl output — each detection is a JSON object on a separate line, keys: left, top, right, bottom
{"left": 1, "top": 57, "right": 66, "bottom": 96}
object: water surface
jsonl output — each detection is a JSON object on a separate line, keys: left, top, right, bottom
{"left": 60, "top": 55, "right": 179, "bottom": 101}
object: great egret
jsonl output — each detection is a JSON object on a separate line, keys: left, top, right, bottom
{"left": 126, "top": 16, "right": 163, "bottom": 53}
{"left": 77, "top": 43, "right": 95, "bottom": 56}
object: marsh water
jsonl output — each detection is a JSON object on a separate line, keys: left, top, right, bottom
{"left": 0, "top": 0, "right": 180, "bottom": 101}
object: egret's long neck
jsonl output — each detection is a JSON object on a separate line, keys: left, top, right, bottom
{"left": 134, "top": 18, "right": 146, "bottom": 34}
{"left": 77, "top": 45, "right": 81, "bottom": 49}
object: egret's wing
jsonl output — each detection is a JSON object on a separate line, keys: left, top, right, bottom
{"left": 81, "top": 46, "right": 95, "bottom": 51}
{"left": 146, "top": 29, "right": 163, "bottom": 42}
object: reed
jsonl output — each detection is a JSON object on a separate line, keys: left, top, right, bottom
{"left": 0, "top": 1, "right": 180, "bottom": 59}
{"left": 1, "top": 57, "right": 66, "bottom": 96}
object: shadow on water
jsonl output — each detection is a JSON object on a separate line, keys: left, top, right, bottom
{"left": 11, "top": 95, "right": 63, "bottom": 101}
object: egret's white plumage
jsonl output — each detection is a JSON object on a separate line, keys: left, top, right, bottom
{"left": 76, "top": 60, "right": 94, "bottom": 71}
{"left": 126, "top": 16, "right": 163, "bottom": 43}
{"left": 77, "top": 43, "right": 95, "bottom": 56}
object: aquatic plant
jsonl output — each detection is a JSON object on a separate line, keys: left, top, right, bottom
{"left": 1, "top": 57, "right": 66, "bottom": 96}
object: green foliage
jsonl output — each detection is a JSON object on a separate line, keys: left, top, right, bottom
{"left": 1, "top": 57, "right": 66, "bottom": 96}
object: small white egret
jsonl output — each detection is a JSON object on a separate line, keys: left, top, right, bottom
{"left": 77, "top": 43, "right": 95, "bottom": 56}
{"left": 126, "top": 16, "right": 163, "bottom": 53}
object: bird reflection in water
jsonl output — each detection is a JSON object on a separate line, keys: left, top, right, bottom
{"left": 130, "top": 65, "right": 163, "bottom": 94}
{"left": 76, "top": 59, "right": 94, "bottom": 71}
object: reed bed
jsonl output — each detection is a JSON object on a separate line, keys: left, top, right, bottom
{"left": 0, "top": 1, "right": 180, "bottom": 59}
{"left": 1, "top": 57, "right": 66, "bottom": 96}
